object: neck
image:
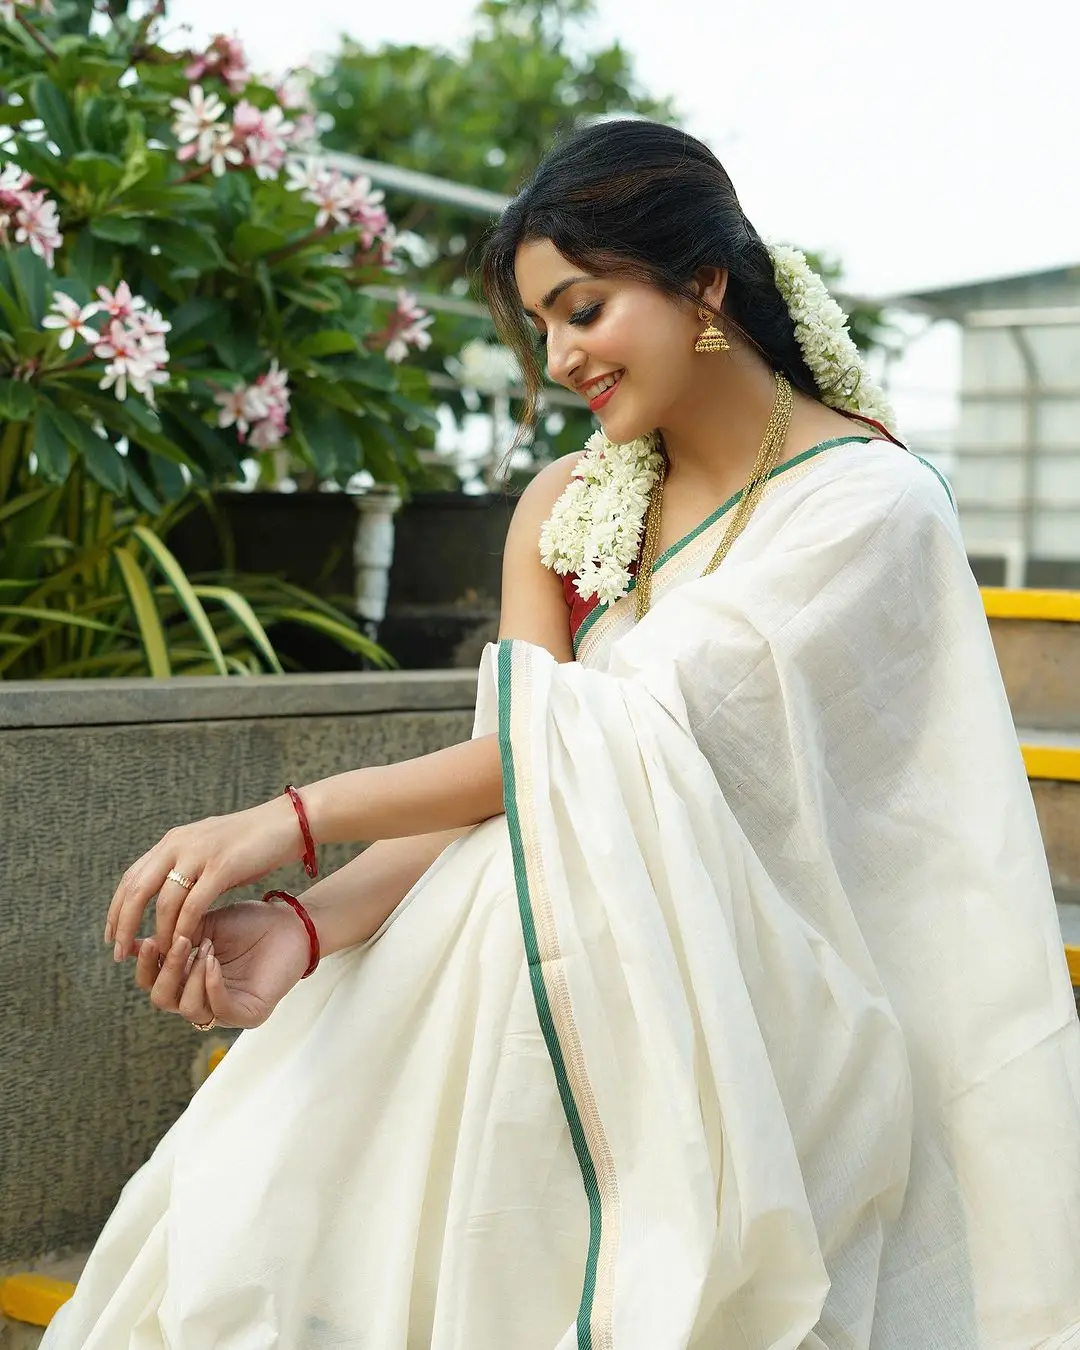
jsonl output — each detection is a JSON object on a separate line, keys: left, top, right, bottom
{"left": 655, "top": 345, "right": 782, "bottom": 490}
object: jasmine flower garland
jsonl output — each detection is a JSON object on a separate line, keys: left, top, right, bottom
{"left": 769, "top": 243, "right": 897, "bottom": 432}
{"left": 539, "top": 429, "right": 663, "bottom": 606}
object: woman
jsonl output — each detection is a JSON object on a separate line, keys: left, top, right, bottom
{"left": 47, "top": 120, "right": 1080, "bottom": 1349}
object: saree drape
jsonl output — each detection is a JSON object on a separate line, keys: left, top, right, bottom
{"left": 44, "top": 438, "right": 1080, "bottom": 1350}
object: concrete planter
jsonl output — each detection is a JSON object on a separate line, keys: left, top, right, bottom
{"left": 169, "top": 489, "right": 517, "bottom": 670}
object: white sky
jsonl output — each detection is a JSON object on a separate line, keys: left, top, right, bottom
{"left": 166, "top": 0, "right": 1080, "bottom": 442}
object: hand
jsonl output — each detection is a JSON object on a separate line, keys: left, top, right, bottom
{"left": 105, "top": 796, "right": 301, "bottom": 960}
{"left": 133, "top": 900, "right": 312, "bottom": 1030}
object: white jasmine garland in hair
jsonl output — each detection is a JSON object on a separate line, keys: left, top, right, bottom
{"left": 539, "top": 430, "right": 663, "bottom": 606}
{"left": 768, "top": 243, "right": 897, "bottom": 432}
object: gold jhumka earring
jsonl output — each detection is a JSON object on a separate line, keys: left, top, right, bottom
{"left": 694, "top": 306, "right": 730, "bottom": 354}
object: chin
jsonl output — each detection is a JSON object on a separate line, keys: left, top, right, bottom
{"left": 597, "top": 401, "right": 653, "bottom": 446}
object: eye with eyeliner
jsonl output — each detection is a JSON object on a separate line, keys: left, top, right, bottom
{"left": 532, "top": 301, "right": 602, "bottom": 349}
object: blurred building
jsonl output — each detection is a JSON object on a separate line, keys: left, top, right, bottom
{"left": 899, "top": 265, "right": 1080, "bottom": 588}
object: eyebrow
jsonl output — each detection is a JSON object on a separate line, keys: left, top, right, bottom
{"left": 523, "top": 275, "right": 594, "bottom": 317}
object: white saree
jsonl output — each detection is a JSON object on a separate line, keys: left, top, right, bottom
{"left": 45, "top": 438, "right": 1080, "bottom": 1350}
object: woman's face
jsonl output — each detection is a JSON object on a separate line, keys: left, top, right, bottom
{"left": 515, "top": 239, "right": 705, "bottom": 445}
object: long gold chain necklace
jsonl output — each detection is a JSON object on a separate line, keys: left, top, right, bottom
{"left": 634, "top": 372, "right": 794, "bottom": 621}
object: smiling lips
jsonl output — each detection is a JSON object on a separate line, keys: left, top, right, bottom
{"left": 582, "top": 370, "right": 623, "bottom": 412}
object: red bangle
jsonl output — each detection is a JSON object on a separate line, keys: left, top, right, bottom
{"left": 285, "top": 784, "right": 318, "bottom": 879}
{"left": 262, "top": 890, "right": 320, "bottom": 979}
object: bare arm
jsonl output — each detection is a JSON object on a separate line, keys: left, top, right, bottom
{"left": 295, "top": 454, "right": 581, "bottom": 953}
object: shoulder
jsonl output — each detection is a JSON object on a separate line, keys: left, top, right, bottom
{"left": 506, "top": 450, "right": 586, "bottom": 543}
{"left": 793, "top": 440, "right": 956, "bottom": 526}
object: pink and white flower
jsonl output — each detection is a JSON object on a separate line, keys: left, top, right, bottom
{"left": 89, "top": 286, "right": 171, "bottom": 404}
{"left": 204, "top": 125, "right": 245, "bottom": 177}
{"left": 382, "top": 290, "right": 433, "bottom": 364}
{"left": 94, "top": 322, "right": 153, "bottom": 402}
{"left": 185, "top": 34, "right": 251, "bottom": 94}
{"left": 42, "top": 292, "right": 102, "bottom": 350}
{"left": 215, "top": 360, "right": 291, "bottom": 448}
{"left": 3, "top": 185, "right": 63, "bottom": 268}
{"left": 232, "top": 100, "right": 291, "bottom": 181}
{"left": 170, "top": 84, "right": 228, "bottom": 163}
{"left": 96, "top": 280, "right": 145, "bottom": 322}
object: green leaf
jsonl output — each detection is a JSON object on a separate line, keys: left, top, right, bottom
{"left": 32, "top": 403, "right": 71, "bottom": 483}
{"left": 112, "top": 546, "right": 171, "bottom": 678}
{"left": 193, "top": 585, "right": 284, "bottom": 674}
{"left": 149, "top": 221, "right": 225, "bottom": 273}
{"left": 0, "top": 379, "right": 35, "bottom": 422}
{"left": 72, "top": 423, "right": 127, "bottom": 495}
{"left": 89, "top": 215, "right": 144, "bottom": 246}
{"left": 123, "top": 458, "right": 161, "bottom": 513}
{"left": 210, "top": 323, "right": 262, "bottom": 376}
{"left": 279, "top": 283, "right": 342, "bottom": 313}
{"left": 167, "top": 297, "right": 221, "bottom": 344}
{"left": 148, "top": 451, "right": 188, "bottom": 503}
{"left": 131, "top": 525, "right": 230, "bottom": 676}
{"left": 67, "top": 152, "right": 125, "bottom": 194}
{"left": 8, "top": 246, "right": 50, "bottom": 325}
{"left": 8, "top": 138, "right": 64, "bottom": 191}
{"left": 0, "top": 607, "right": 115, "bottom": 635}
{"left": 296, "top": 330, "right": 359, "bottom": 359}
{"left": 231, "top": 222, "right": 288, "bottom": 260}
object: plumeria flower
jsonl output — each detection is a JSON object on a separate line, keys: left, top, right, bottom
{"left": 275, "top": 73, "right": 314, "bottom": 112}
{"left": 233, "top": 101, "right": 291, "bottom": 180}
{"left": 170, "top": 84, "right": 228, "bottom": 158}
{"left": 248, "top": 407, "right": 287, "bottom": 451}
{"left": 185, "top": 34, "right": 251, "bottom": 94}
{"left": 42, "top": 293, "right": 102, "bottom": 350}
{"left": 96, "top": 281, "right": 145, "bottom": 322}
{"left": 94, "top": 321, "right": 153, "bottom": 401}
{"left": 215, "top": 361, "right": 291, "bottom": 448}
{"left": 0, "top": 163, "right": 31, "bottom": 193}
{"left": 13, "top": 190, "right": 63, "bottom": 268}
{"left": 382, "top": 290, "right": 434, "bottom": 364}
{"left": 204, "top": 126, "right": 245, "bottom": 177}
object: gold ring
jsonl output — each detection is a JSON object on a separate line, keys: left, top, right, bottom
{"left": 166, "top": 869, "right": 195, "bottom": 891}
{"left": 192, "top": 1017, "right": 217, "bottom": 1033}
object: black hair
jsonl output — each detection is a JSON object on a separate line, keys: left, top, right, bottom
{"left": 480, "top": 118, "right": 824, "bottom": 428}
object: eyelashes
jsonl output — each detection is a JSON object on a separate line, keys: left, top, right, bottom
{"left": 533, "top": 302, "right": 604, "bottom": 349}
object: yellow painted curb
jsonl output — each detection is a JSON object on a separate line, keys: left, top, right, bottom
{"left": 982, "top": 587, "right": 1080, "bottom": 622}
{"left": 0, "top": 1273, "right": 75, "bottom": 1327}
{"left": 1022, "top": 745, "right": 1080, "bottom": 783}
{"left": 1067, "top": 946, "right": 1080, "bottom": 987}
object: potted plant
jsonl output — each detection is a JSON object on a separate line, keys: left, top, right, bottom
{"left": 0, "top": 0, "right": 439, "bottom": 666}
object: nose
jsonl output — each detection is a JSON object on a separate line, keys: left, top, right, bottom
{"left": 545, "top": 326, "right": 584, "bottom": 389}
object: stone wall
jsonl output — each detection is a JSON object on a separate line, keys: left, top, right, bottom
{"left": 0, "top": 671, "right": 477, "bottom": 1263}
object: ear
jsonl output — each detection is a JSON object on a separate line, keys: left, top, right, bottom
{"left": 694, "top": 266, "right": 730, "bottom": 313}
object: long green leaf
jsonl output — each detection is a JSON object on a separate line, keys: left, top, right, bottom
{"left": 131, "top": 525, "right": 229, "bottom": 676}
{"left": 192, "top": 585, "right": 284, "bottom": 674}
{"left": 0, "top": 606, "right": 116, "bottom": 633}
{"left": 274, "top": 607, "right": 395, "bottom": 667}
{"left": 112, "top": 546, "right": 171, "bottom": 677}
{"left": 0, "top": 484, "right": 55, "bottom": 527}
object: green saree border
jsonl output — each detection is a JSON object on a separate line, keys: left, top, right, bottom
{"left": 497, "top": 639, "right": 606, "bottom": 1350}
{"left": 572, "top": 434, "right": 871, "bottom": 655}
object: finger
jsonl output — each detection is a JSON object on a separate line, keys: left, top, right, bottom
{"left": 134, "top": 938, "right": 160, "bottom": 992}
{"left": 104, "top": 845, "right": 156, "bottom": 945}
{"left": 171, "top": 873, "right": 222, "bottom": 949}
{"left": 152, "top": 871, "right": 199, "bottom": 952}
{"left": 179, "top": 939, "right": 214, "bottom": 1024}
{"left": 111, "top": 848, "right": 176, "bottom": 960}
{"left": 148, "top": 934, "right": 192, "bottom": 1014}
{"left": 204, "top": 950, "right": 238, "bottom": 1028}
